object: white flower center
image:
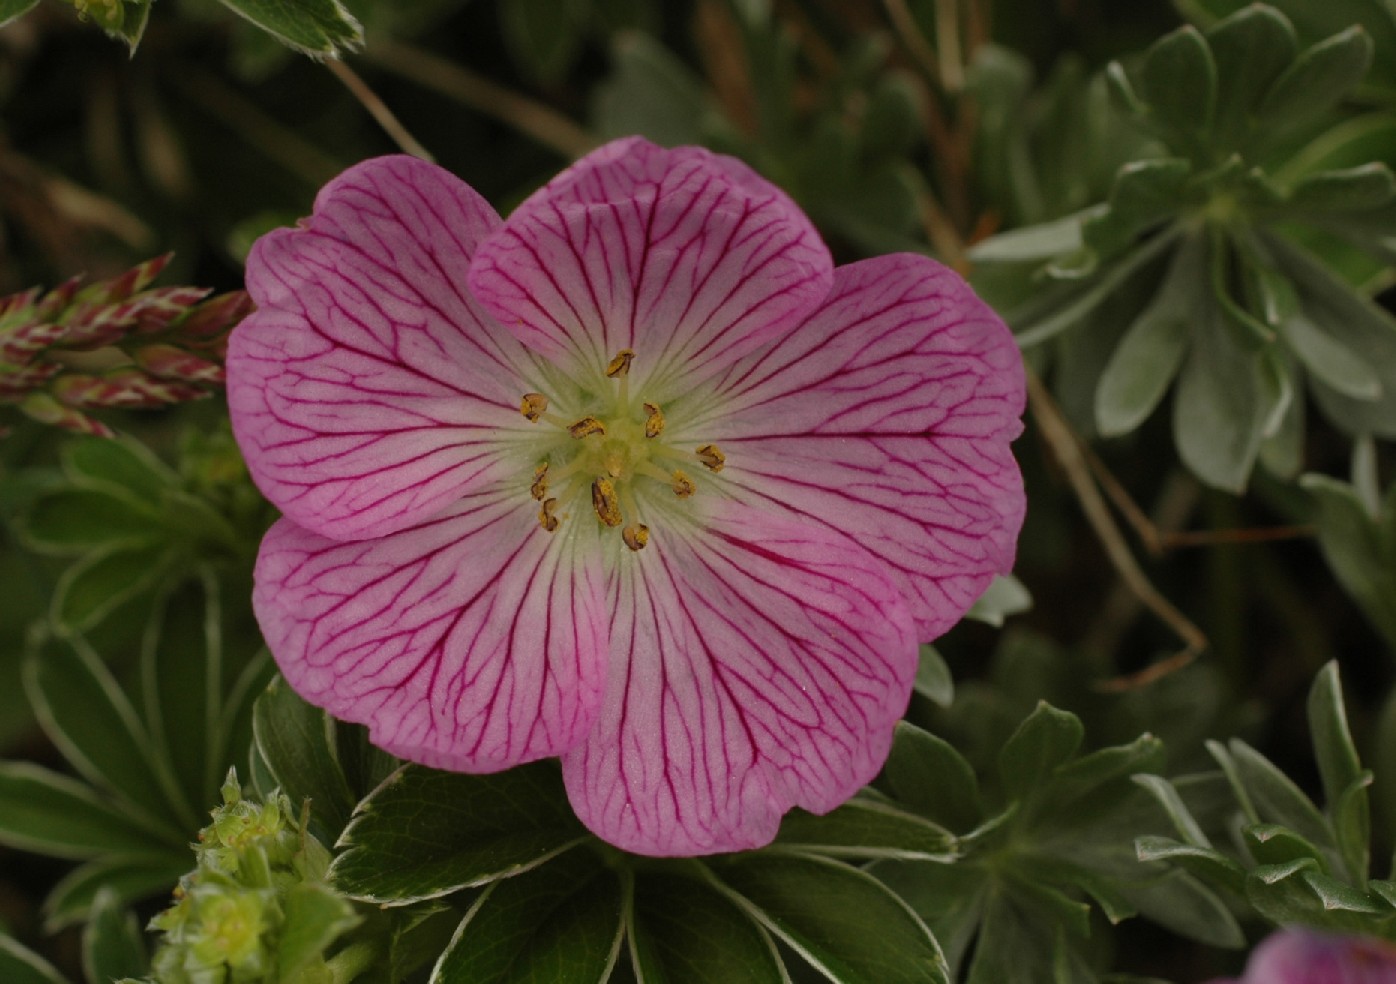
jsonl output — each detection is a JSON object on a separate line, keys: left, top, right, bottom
{"left": 518, "top": 350, "right": 724, "bottom": 551}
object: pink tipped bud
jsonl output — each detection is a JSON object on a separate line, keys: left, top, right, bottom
{"left": 18, "top": 392, "right": 113, "bottom": 437}
{"left": 136, "top": 344, "right": 225, "bottom": 384}
{"left": 0, "top": 363, "right": 62, "bottom": 397}
{"left": 178, "top": 291, "right": 254, "bottom": 344}
{"left": 0, "top": 322, "right": 66, "bottom": 366}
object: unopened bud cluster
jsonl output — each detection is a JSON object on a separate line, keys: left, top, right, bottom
{"left": 0, "top": 254, "right": 252, "bottom": 437}
{"left": 128, "top": 771, "right": 364, "bottom": 984}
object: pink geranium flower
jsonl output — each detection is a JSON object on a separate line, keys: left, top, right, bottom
{"left": 227, "top": 137, "right": 1025, "bottom": 856}
{"left": 1207, "top": 929, "right": 1396, "bottom": 983}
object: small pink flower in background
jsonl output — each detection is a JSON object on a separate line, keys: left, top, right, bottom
{"left": 226, "top": 137, "right": 1025, "bottom": 856}
{"left": 1207, "top": 929, "right": 1396, "bottom": 983}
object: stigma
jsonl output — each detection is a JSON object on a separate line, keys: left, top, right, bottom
{"left": 516, "top": 350, "right": 726, "bottom": 550}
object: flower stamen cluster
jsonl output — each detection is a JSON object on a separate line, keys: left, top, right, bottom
{"left": 519, "top": 348, "right": 725, "bottom": 551}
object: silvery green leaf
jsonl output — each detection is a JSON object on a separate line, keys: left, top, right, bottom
{"left": 1139, "top": 26, "right": 1217, "bottom": 140}
{"left": 1205, "top": 4, "right": 1299, "bottom": 148}
{"left": 1259, "top": 26, "right": 1375, "bottom": 129}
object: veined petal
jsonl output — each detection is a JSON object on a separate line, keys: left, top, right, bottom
{"left": 704, "top": 253, "right": 1026, "bottom": 640}
{"left": 468, "top": 137, "right": 834, "bottom": 393}
{"left": 562, "top": 503, "right": 917, "bottom": 856}
{"left": 253, "top": 497, "right": 609, "bottom": 773}
{"left": 229, "top": 155, "right": 536, "bottom": 542}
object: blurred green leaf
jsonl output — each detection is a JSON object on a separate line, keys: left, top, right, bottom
{"left": 964, "top": 574, "right": 1032, "bottom": 627}
{"left": 19, "top": 487, "right": 160, "bottom": 554}
{"left": 0, "top": 0, "right": 39, "bottom": 29}
{"left": 913, "top": 646, "right": 954, "bottom": 707}
{"left": 1206, "top": 5, "right": 1298, "bottom": 146}
{"left": 252, "top": 676, "right": 356, "bottom": 845}
{"left": 0, "top": 762, "right": 176, "bottom": 859}
{"left": 1139, "top": 26, "right": 1217, "bottom": 141}
{"left": 278, "top": 882, "right": 361, "bottom": 980}
{"left": 0, "top": 934, "right": 68, "bottom": 984}
{"left": 593, "top": 31, "right": 711, "bottom": 147}
{"left": 214, "top": 0, "right": 363, "bottom": 56}
{"left": 44, "top": 854, "right": 189, "bottom": 932}
{"left": 1258, "top": 27, "right": 1375, "bottom": 129}
{"left": 81, "top": 889, "right": 147, "bottom": 984}
{"left": 1302, "top": 475, "right": 1396, "bottom": 650}
{"left": 629, "top": 871, "right": 784, "bottom": 984}
{"left": 432, "top": 848, "right": 621, "bottom": 984}
{"left": 330, "top": 763, "right": 588, "bottom": 904}
{"left": 23, "top": 635, "right": 188, "bottom": 840}
{"left": 51, "top": 544, "right": 171, "bottom": 633}
{"left": 501, "top": 0, "right": 590, "bottom": 84}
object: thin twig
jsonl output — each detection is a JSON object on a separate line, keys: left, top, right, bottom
{"left": 882, "top": 0, "right": 941, "bottom": 79}
{"left": 361, "top": 38, "right": 596, "bottom": 159}
{"left": 327, "top": 58, "right": 435, "bottom": 162}
{"left": 1158, "top": 524, "right": 1316, "bottom": 550}
{"left": 1026, "top": 369, "right": 1208, "bottom": 689}
{"left": 934, "top": 0, "right": 965, "bottom": 91}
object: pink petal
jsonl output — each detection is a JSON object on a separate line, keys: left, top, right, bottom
{"left": 467, "top": 137, "right": 834, "bottom": 392}
{"left": 703, "top": 253, "right": 1026, "bottom": 639}
{"left": 253, "top": 498, "right": 609, "bottom": 772}
{"left": 229, "top": 155, "right": 537, "bottom": 542}
{"left": 561, "top": 502, "right": 917, "bottom": 856}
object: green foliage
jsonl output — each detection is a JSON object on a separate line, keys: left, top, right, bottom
{"left": 871, "top": 708, "right": 1241, "bottom": 984}
{"left": 971, "top": 4, "right": 1396, "bottom": 491}
{"left": 1136, "top": 662, "right": 1396, "bottom": 938}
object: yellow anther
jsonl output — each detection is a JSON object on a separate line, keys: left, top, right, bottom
{"left": 643, "top": 402, "right": 665, "bottom": 438}
{"left": 520, "top": 392, "right": 549, "bottom": 422}
{"left": 569, "top": 417, "right": 606, "bottom": 439}
{"left": 591, "top": 477, "right": 623, "bottom": 527}
{"left": 622, "top": 523, "right": 650, "bottom": 551}
{"left": 605, "top": 349, "right": 636, "bottom": 378}
{"left": 671, "top": 469, "right": 696, "bottom": 498}
{"left": 538, "top": 498, "right": 559, "bottom": 532}
{"left": 530, "top": 462, "right": 549, "bottom": 501}
{"left": 696, "top": 444, "right": 726, "bottom": 472}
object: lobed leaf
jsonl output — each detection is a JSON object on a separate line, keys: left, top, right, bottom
{"left": 711, "top": 853, "right": 949, "bottom": 984}
{"left": 627, "top": 871, "right": 786, "bottom": 984}
{"left": 1138, "top": 26, "right": 1217, "bottom": 140}
{"left": 0, "top": 935, "right": 68, "bottom": 984}
{"left": 431, "top": 848, "right": 623, "bottom": 984}
{"left": 774, "top": 799, "right": 957, "bottom": 862}
{"left": 999, "top": 702, "right": 1084, "bottom": 803}
{"left": 252, "top": 676, "right": 356, "bottom": 845}
{"left": 214, "top": 0, "right": 363, "bottom": 56}
{"left": 1258, "top": 27, "right": 1375, "bottom": 129}
{"left": 0, "top": 761, "right": 173, "bottom": 860}
{"left": 330, "top": 763, "right": 588, "bottom": 904}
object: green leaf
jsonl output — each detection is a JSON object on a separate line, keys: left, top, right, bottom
{"left": 1172, "top": 292, "right": 1268, "bottom": 492}
{"left": 432, "top": 848, "right": 622, "bottom": 984}
{"left": 1259, "top": 27, "right": 1375, "bottom": 128}
{"left": 883, "top": 722, "right": 981, "bottom": 833}
{"left": 215, "top": 0, "right": 362, "bottom": 56}
{"left": 1302, "top": 477, "right": 1396, "bottom": 650}
{"left": 43, "top": 854, "right": 190, "bottom": 931}
{"left": 278, "top": 882, "right": 361, "bottom": 979}
{"left": 1084, "top": 158, "right": 1192, "bottom": 258}
{"left": 0, "top": 761, "right": 171, "bottom": 860}
{"left": 912, "top": 646, "right": 953, "bottom": 707}
{"left": 1332, "top": 772, "right": 1374, "bottom": 889}
{"left": 0, "top": 0, "right": 39, "bottom": 29}
{"left": 23, "top": 636, "right": 186, "bottom": 840}
{"left": 1265, "top": 233, "right": 1396, "bottom": 438}
{"left": 711, "top": 853, "right": 949, "bottom": 984}
{"left": 1205, "top": 4, "right": 1299, "bottom": 147}
{"left": 774, "top": 799, "right": 956, "bottom": 862}
{"left": 963, "top": 892, "right": 1067, "bottom": 984}
{"left": 1132, "top": 776, "right": 1212, "bottom": 847}
{"left": 1228, "top": 740, "right": 1332, "bottom": 849}
{"left": 594, "top": 31, "right": 711, "bottom": 147}
{"left": 1135, "top": 836, "right": 1247, "bottom": 893}
{"left": 1245, "top": 823, "right": 1329, "bottom": 868}
{"left": 1011, "top": 227, "right": 1180, "bottom": 347}
{"left": 19, "top": 488, "right": 160, "bottom": 554}
{"left": 998, "top": 702, "right": 1084, "bottom": 802}
{"left": 1290, "top": 164, "right": 1396, "bottom": 211}
{"left": 82, "top": 889, "right": 147, "bottom": 984}
{"left": 968, "top": 211, "right": 1089, "bottom": 263}
{"left": 52, "top": 543, "right": 171, "bottom": 632}
{"left": 63, "top": 437, "right": 171, "bottom": 501}
{"left": 1119, "top": 869, "right": 1245, "bottom": 948}
{"left": 964, "top": 574, "right": 1032, "bottom": 627}
{"left": 0, "top": 935, "right": 68, "bottom": 984}
{"left": 252, "top": 676, "right": 355, "bottom": 845}
{"left": 501, "top": 0, "right": 589, "bottom": 83}
{"left": 1139, "top": 26, "right": 1217, "bottom": 137}
{"left": 628, "top": 871, "right": 785, "bottom": 984}
{"left": 1095, "top": 231, "right": 1204, "bottom": 436}
{"left": 331, "top": 763, "right": 588, "bottom": 904}
{"left": 1308, "top": 662, "right": 1364, "bottom": 808}
{"left": 1280, "top": 312, "right": 1382, "bottom": 399}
